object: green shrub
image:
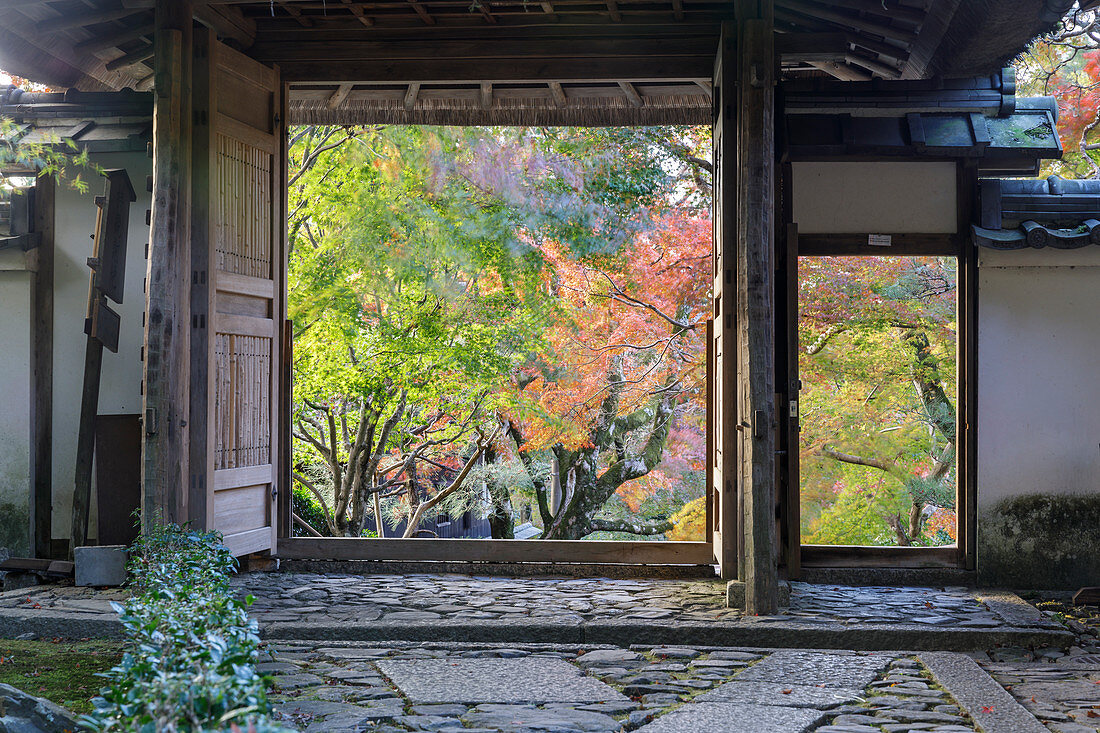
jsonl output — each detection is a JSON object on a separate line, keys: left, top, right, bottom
{"left": 82, "top": 524, "right": 290, "bottom": 733}
{"left": 291, "top": 486, "right": 328, "bottom": 536}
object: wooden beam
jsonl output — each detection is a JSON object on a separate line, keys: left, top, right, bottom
{"left": 277, "top": 57, "right": 714, "bottom": 83}
{"left": 548, "top": 81, "right": 567, "bottom": 105}
{"left": 74, "top": 21, "right": 154, "bottom": 53}
{"left": 618, "top": 81, "right": 643, "bottom": 106}
{"left": 143, "top": 0, "right": 193, "bottom": 531}
{"left": 404, "top": 81, "right": 420, "bottom": 109}
{"left": 278, "top": 1, "right": 314, "bottom": 27}
{"left": 104, "top": 44, "right": 154, "bottom": 71}
{"left": 735, "top": 0, "right": 778, "bottom": 615}
{"left": 671, "top": 0, "right": 684, "bottom": 21}
{"left": 194, "top": 5, "right": 256, "bottom": 47}
{"left": 326, "top": 82, "right": 354, "bottom": 109}
{"left": 606, "top": 0, "right": 622, "bottom": 21}
{"left": 479, "top": 81, "right": 493, "bottom": 109}
{"left": 37, "top": 8, "right": 146, "bottom": 34}
{"left": 775, "top": 0, "right": 918, "bottom": 48}
{"left": 339, "top": 0, "right": 374, "bottom": 27}
{"left": 800, "top": 545, "right": 960, "bottom": 568}
{"left": 278, "top": 537, "right": 715, "bottom": 565}
{"left": 32, "top": 174, "right": 55, "bottom": 559}
{"left": 407, "top": 0, "right": 436, "bottom": 25}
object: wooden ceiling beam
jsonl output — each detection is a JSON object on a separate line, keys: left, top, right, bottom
{"left": 844, "top": 52, "right": 901, "bottom": 78}
{"left": 809, "top": 60, "right": 872, "bottom": 81}
{"left": 479, "top": 81, "right": 492, "bottom": 108}
{"left": 278, "top": 1, "right": 314, "bottom": 26}
{"left": 539, "top": 1, "right": 557, "bottom": 21}
{"left": 404, "top": 81, "right": 420, "bottom": 108}
{"left": 407, "top": 0, "right": 436, "bottom": 25}
{"left": 195, "top": 5, "right": 256, "bottom": 46}
{"left": 671, "top": 0, "right": 683, "bottom": 21}
{"left": 74, "top": 20, "right": 154, "bottom": 52}
{"left": 339, "top": 0, "right": 374, "bottom": 26}
{"left": 775, "top": 0, "right": 918, "bottom": 48}
{"left": 617, "top": 80, "right": 642, "bottom": 106}
{"left": 605, "top": 0, "right": 621, "bottom": 21}
{"left": 326, "top": 82, "right": 354, "bottom": 108}
{"left": 37, "top": 7, "right": 147, "bottom": 34}
{"left": 277, "top": 56, "right": 712, "bottom": 82}
{"left": 548, "top": 80, "right": 567, "bottom": 105}
{"left": 103, "top": 42, "right": 154, "bottom": 70}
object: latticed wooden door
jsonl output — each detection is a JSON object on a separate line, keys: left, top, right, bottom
{"left": 191, "top": 29, "right": 285, "bottom": 556}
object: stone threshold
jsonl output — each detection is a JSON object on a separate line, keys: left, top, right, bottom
{"left": 278, "top": 559, "right": 718, "bottom": 579}
{"left": 259, "top": 618, "right": 1074, "bottom": 652}
{"left": 0, "top": 610, "right": 1073, "bottom": 651}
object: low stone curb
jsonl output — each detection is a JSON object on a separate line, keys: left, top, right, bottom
{"left": 259, "top": 618, "right": 1074, "bottom": 652}
{"left": 0, "top": 609, "right": 125, "bottom": 639}
{"left": 920, "top": 651, "right": 1050, "bottom": 733}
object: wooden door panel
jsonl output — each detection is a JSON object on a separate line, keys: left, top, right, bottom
{"left": 194, "top": 28, "right": 283, "bottom": 557}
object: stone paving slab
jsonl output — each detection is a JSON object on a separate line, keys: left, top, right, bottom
{"left": 375, "top": 658, "right": 629, "bottom": 704}
{"left": 633, "top": 703, "right": 827, "bottom": 732}
{"left": 920, "top": 652, "right": 1050, "bottom": 733}
{"left": 696, "top": 680, "right": 864, "bottom": 709}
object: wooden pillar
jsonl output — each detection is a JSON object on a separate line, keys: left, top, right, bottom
{"left": 31, "top": 175, "right": 55, "bottom": 557}
{"left": 142, "top": 0, "right": 193, "bottom": 530}
{"left": 735, "top": 0, "right": 779, "bottom": 614}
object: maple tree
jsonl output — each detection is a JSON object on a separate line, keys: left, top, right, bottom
{"left": 505, "top": 211, "right": 710, "bottom": 540}
{"left": 288, "top": 124, "right": 711, "bottom": 540}
{"left": 1016, "top": 4, "right": 1100, "bottom": 177}
{"left": 798, "top": 256, "right": 958, "bottom": 546}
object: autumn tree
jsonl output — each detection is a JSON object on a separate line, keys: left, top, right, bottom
{"left": 505, "top": 212, "right": 711, "bottom": 540}
{"left": 1016, "top": 3, "right": 1100, "bottom": 177}
{"left": 288, "top": 125, "right": 707, "bottom": 539}
{"left": 799, "top": 257, "right": 958, "bottom": 546}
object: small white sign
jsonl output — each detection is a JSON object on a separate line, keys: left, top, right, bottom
{"left": 868, "top": 234, "right": 892, "bottom": 247}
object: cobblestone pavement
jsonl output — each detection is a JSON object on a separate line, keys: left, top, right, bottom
{"left": 262, "top": 642, "right": 1010, "bottom": 732}
{"left": 973, "top": 597, "right": 1100, "bottom": 733}
{"left": 233, "top": 572, "right": 1050, "bottom": 631}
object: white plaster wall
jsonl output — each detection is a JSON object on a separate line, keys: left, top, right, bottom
{"left": 0, "top": 253, "right": 33, "bottom": 554}
{"left": 51, "top": 152, "right": 151, "bottom": 540}
{"left": 977, "top": 247, "right": 1100, "bottom": 506}
{"left": 792, "top": 161, "right": 958, "bottom": 234}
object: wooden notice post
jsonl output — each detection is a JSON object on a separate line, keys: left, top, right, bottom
{"left": 735, "top": 0, "right": 779, "bottom": 615}
{"left": 71, "top": 169, "right": 136, "bottom": 552}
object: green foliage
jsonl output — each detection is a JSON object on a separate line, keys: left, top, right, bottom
{"left": 0, "top": 117, "right": 101, "bottom": 192}
{"left": 799, "top": 257, "right": 958, "bottom": 546}
{"left": 83, "top": 524, "right": 289, "bottom": 733}
{"left": 291, "top": 486, "right": 327, "bottom": 537}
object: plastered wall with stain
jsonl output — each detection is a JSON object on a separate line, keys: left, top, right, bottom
{"left": 978, "top": 247, "right": 1100, "bottom": 589}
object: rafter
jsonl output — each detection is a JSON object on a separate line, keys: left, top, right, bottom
{"left": 404, "top": 82, "right": 420, "bottom": 110}
{"left": 326, "top": 83, "right": 354, "bottom": 109}
{"left": 618, "top": 80, "right": 643, "bottom": 106}
{"left": 339, "top": 0, "right": 373, "bottom": 26}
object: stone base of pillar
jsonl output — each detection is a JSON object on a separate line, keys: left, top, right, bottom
{"left": 727, "top": 579, "right": 790, "bottom": 610}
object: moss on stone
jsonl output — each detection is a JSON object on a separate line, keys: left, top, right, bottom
{"left": 0, "top": 501, "right": 30, "bottom": 556}
{"left": 979, "top": 493, "right": 1100, "bottom": 590}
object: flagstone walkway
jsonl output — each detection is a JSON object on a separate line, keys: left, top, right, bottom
{"left": 261, "top": 641, "right": 1062, "bottom": 732}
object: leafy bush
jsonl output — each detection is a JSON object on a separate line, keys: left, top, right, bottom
{"left": 291, "top": 486, "right": 328, "bottom": 536}
{"left": 83, "top": 524, "right": 290, "bottom": 733}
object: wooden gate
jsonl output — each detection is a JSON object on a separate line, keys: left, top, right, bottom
{"left": 191, "top": 29, "right": 285, "bottom": 557}
{"left": 710, "top": 22, "right": 738, "bottom": 578}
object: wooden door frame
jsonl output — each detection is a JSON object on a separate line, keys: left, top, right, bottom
{"left": 779, "top": 159, "right": 978, "bottom": 572}
{"left": 272, "top": 77, "right": 721, "bottom": 570}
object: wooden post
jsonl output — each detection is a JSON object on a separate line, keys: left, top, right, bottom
{"left": 31, "top": 175, "right": 54, "bottom": 558}
{"left": 143, "top": 0, "right": 193, "bottom": 530}
{"left": 736, "top": 0, "right": 779, "bottom": 615}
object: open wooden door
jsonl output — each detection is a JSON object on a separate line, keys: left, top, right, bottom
{"left": 191, "top": 28, "right": 285, "bottom": 557}
{"left": 711, "top": 22, "right": 739, "bottom": 579}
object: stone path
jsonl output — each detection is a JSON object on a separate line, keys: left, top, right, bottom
{"left": 0, "top": 573, "right": 1073, "bottom": 650}
{"left": 261, "top": 641, "right": 1037, "bottom": 732}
